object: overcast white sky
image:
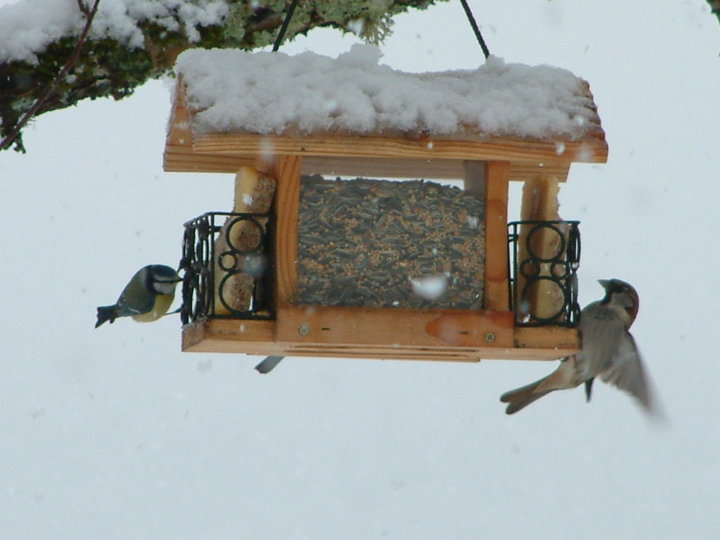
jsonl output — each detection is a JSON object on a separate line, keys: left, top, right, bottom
{"left": 2, "top": 1, "right": 720, "bottom": 539}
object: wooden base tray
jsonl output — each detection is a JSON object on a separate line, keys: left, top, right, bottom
{"left": 181, "top": 306, "right": 579, "bottom": 362}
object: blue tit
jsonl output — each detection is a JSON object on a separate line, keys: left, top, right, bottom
{"left": 95, "top": 265, "right": 181, "bottom": 328}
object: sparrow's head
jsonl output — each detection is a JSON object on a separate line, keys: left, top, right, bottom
{"left": 599, "top": 279, "right": 639, "bottom": 326}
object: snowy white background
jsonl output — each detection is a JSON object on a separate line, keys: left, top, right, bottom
{"left": 1, "top": 1, "right": 719, "bottom": 538}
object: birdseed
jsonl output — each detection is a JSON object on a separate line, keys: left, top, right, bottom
{"left": 297, "top": 175, "right": 485, "bottom": 309}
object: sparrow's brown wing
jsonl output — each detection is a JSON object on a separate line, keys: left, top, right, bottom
{"left": 600, "top": 333, "right": 654, "bottom": 412}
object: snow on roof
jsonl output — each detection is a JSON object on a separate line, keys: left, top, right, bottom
{"left": 175, "top": 44, "right": 601, "bottom": 141}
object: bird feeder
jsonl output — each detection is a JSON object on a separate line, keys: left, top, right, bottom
{"left": 164, "top": 46, "right": 607, "bottom": 362}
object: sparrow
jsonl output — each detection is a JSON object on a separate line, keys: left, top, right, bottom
{"left": 500, "top": 279, "right": 656, "bottom": 415}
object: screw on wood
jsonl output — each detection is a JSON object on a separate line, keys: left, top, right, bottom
{"left": 298, "top": 324, "right": 310, "bottom": 336}
{"left": 484, "top": 332, "right": 496, "bottom": 343}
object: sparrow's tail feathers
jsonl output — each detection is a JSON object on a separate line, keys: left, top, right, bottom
{"left": 95, "top": 305, "right": 117, "bottom": 328}
{"left": 500, "top": 358, "right": 579, "bottom": 414}
{"left": 500, "top": 379, "right": 555, "bottom": 415}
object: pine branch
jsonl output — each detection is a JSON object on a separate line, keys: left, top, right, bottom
{"left": 0, "top": 0, "right": 100, "bottom": 151}
{"left": 0, "top": 0, "right": 445, "bottom": 152}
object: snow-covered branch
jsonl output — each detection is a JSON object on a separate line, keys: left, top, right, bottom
{"left": 0, "top": 0, "right": 444, "bottom": 152}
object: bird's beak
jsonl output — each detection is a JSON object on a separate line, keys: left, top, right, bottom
{"left": 598, "top": 279, "right": 611, "bottom": 290}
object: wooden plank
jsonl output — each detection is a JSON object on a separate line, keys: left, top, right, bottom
{"left": 285, "top": 345, "right": 482, "bottom": 362}
{"left": 163, "top": 77, "right": 193, "bottom": 172}
{"left": 181, "top": 315, "right": 579, "bottom": 360}
{"left": 164, "top": 147, "right": 254, "bottom": 173}
{"left": 191, "top": 132, "right": 608, "bottom": 164}
{"left": 270, "top": 155, "right": 302, "bottom": 306}
{"left": 165, "top": 150, "right": 571, "bottom": 181}
{"left": 483, "top": 161, "right": 510, "bottom": 311}
{"left": 281, "top": 346, "right": 576, "bottom": 361}
{"left": 275, "top": 305, "right": 514, "bottom": 349}
{"left": 514, "top": 326, "right": 580, "bottom": 352}
{"left": 165, "top": 78, "right": 191, "bottom": 147}
{"left": 284, "top": 328, "right": 579, "bottom": 360}
{"left": 425, "top": 310, "right": 514, "bottom": 347}
{"left": 182, "top": 319, "right": 281, "bottom": 354}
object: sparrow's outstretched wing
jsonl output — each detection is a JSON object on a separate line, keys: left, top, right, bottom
{"left": 600, "top": 333, "right": 654, "bottom": 412}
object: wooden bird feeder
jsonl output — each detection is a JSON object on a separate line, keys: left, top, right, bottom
{"left": 164, "top": 48, "right": 608, "bottom": 362}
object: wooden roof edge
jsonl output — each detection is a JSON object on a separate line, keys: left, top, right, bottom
{"left": 188, "top": 131, "right": 608, "bottom": 164}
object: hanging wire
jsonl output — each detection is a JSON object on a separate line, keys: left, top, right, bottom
{"left": 272, "top": 0, "right": 300, "bottom": 52}
{"left": 459, "top": 0, "right": 491, "bottom": 59}
{"left": 271, "top": 1, "right": 489, "bottom": 59}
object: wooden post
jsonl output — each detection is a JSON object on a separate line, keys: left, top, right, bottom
{"left": 463, "top": 160, "right": 486, "bottom": 198}
{"left": 483, "top": 161, "right": 510, "bottom": 311}
{"left": 269, "top": 154, "right": 302, "bottom": 306}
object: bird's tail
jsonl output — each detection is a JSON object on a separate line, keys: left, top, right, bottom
{"left": 95, "top": 305, "right": 117, "bottom": 328}
{"left": 500, "top": 378, "right": 556, "bottom": 415}
{"left": 499, "top": 357, "right": 580, "bottom": 414}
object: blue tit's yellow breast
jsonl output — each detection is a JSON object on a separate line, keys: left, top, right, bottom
{"left": 131, "top": 292, "right": 175, "bottom": 322}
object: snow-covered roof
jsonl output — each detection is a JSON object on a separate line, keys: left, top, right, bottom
{"left": 165, "top": 45, "right": 607, "bottom": 176}
{"left": 174, "top": 44, "right": 604, "bottom": 142}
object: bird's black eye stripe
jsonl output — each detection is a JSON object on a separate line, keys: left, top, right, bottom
{"left": 143, "top": 270, "right": 155, "bottom": 292}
